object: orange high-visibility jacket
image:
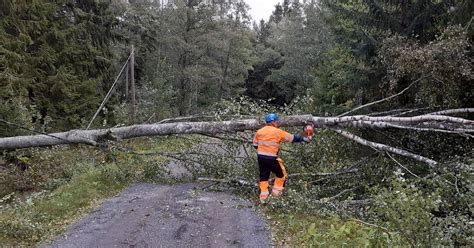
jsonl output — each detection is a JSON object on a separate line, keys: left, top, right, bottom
{"left": 253, "top": 125, "right": 294, "bottom": 157}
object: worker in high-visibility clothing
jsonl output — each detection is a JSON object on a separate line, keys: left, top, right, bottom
{"left": 253, "top": 113, "right": 311, "bottom": 203}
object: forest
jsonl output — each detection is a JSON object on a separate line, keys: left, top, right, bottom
{"left": 0, "top": 0, "right": 473, "bottom": 246}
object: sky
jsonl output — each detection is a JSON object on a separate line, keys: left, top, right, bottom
{"left": 244, "top": 0, "right": 282, "bottom": 22}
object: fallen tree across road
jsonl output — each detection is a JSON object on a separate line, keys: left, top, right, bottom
{"left": 1, "top": 109, "right": 473, "bottom": 165}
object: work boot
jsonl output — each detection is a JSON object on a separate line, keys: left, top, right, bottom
{"left": 259, "top": 194, "right": 271, "bottom": 204}
{"left": 272, "top": 177, "right": 285, "bottom": 196}
{"left": 271, "top": 187, "right": 283, "bottom": 197}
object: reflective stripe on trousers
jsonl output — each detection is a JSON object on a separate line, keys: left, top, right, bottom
{"left": 272, "top": 158, "right": 286, "bottom": 196}
{"left": 260, "top": 191, "right": 269, "bottom": 200}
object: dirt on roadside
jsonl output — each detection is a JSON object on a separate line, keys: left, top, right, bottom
{"left": 42, "top": 183, "right": 272, "bottom": 248}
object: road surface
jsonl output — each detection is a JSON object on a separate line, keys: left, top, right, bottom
{"left": 43, "top": 183, "right": 271, "bottom": 248}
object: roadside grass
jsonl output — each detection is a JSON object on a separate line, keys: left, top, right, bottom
{"left": 0, "top": 166, "right": 125, "bottom": 245}
{"left": 259, "top": 185, "right": 403, "bottom": 247}
{"left": 267, "top": 212, "right": 400, "bottom": 247}
{"left": 0, "top": 136, "right": 186, "bottom": 246}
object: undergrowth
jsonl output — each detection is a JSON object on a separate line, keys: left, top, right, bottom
{"left": 267, "top": 212, "right": 400, "bottom": 247}
{"left": 188, "top": 123, "right": 473, "bottom": 247}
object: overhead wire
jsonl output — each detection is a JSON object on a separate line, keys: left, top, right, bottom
{"left": 86, "top": 50, "right": 134, "bottom": 130}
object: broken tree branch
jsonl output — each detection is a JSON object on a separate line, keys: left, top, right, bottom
{"left": 197, "top": 177, "right": 257, "bottom": 187}
{"left": 322, "top": 114, "right": 473, "bottom": 126}
{"left": 353, "top": 121, "right": 474, "bottom": 136}
{"left": 325, "top": 187, "right": 360, "bottom": 201}
{"left": 367, "top": 108, "right": 422, "bottom": 117}
{"left": 287, "top": 169, "right": 359, "bottom": 178}
{"left": 269, "top": 169, "right": 359, "bottom": 184}
{"left": 337, "top": 77, "right": 425, "bottom": 117}
{"left": 385, "top": 152, "right": 420, "bottom": 178}
{"left": 156, "top": 114, "right": 255, "bottom": 124}
{"left": 332, "top": 129, "right": 438, "bottom": 166}
{"left": 428, "top": 108, "right": 474, "bottom": 116}
{"left": 352, "top": 218, "right": 390, "bottom": 232}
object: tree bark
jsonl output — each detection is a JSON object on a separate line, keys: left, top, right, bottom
{"left": 1, "top": 113, "right": 472, "bottom": 150}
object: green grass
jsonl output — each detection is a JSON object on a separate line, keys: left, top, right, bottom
{"left": 0, "top": 166, "right": 126, "bottom": 245}
{"left": 267, "top": 212, "right": 401, "bottom": 247}
{"left": 0, "top": 136, "right": 187, "bottom": 246}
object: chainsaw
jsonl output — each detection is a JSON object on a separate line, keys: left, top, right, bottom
{"left": 304, "top": 124, "right": 314, "bottom": 140}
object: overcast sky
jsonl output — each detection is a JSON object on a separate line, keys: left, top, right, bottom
{"left": 244, "top": 0, "right": 282, "bottom": 22}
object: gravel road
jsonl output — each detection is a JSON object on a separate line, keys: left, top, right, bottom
{"left": 43, "top": 183, "right": 272, "bottom": 248}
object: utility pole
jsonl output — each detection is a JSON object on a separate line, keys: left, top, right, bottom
{"left": 130, "top": 45, "right": 136, "bottom": 122}
{"left": 125, "top": 57, "right": 129, "bottom": 99}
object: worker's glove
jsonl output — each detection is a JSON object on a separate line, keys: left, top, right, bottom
{"left": 303, "top": 137, "right": 311, "bottom": 143}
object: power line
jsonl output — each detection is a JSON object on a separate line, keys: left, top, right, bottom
{"left": 86, "top": 49, "right": 134, "bottom": 130}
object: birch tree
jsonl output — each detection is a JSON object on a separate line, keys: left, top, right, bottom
{"left": 1, "top": 108, "right": 473, "bottom": 166}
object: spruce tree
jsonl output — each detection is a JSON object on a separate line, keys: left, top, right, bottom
{"left": 0, "top": 0, "right": 118, "bottom": 135}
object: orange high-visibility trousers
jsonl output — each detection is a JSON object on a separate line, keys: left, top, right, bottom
{"left": 259, "top": 181, "right": 269, "bottom": 203}
{"left": 258, "top": 156, "right": 287, "bottom": 202}
{"left": 272, "top": 158, "right": 286, "bottom": 196}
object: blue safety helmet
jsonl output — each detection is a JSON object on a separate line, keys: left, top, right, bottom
{"left": 265, "top": 113, "right": 279, "bottom": 123}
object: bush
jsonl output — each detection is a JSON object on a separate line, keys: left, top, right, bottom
{"left": 371, "top": 162, "right": 473, "bottom": 246}
{"left": 372, "top": 175, "right": 439, "bottom": 246}
{"left": 269, "top": 212, "right": 401, "bottom": 247}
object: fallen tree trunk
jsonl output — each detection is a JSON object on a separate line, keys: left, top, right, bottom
{"left": 0, "top": 115, "right": 312, "bottom": 149}
{"left": 1, "top": 111, "right": 472, "bottom": 165}
{"left": 2, "top": 113, "right": 472, "bottom": 150}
